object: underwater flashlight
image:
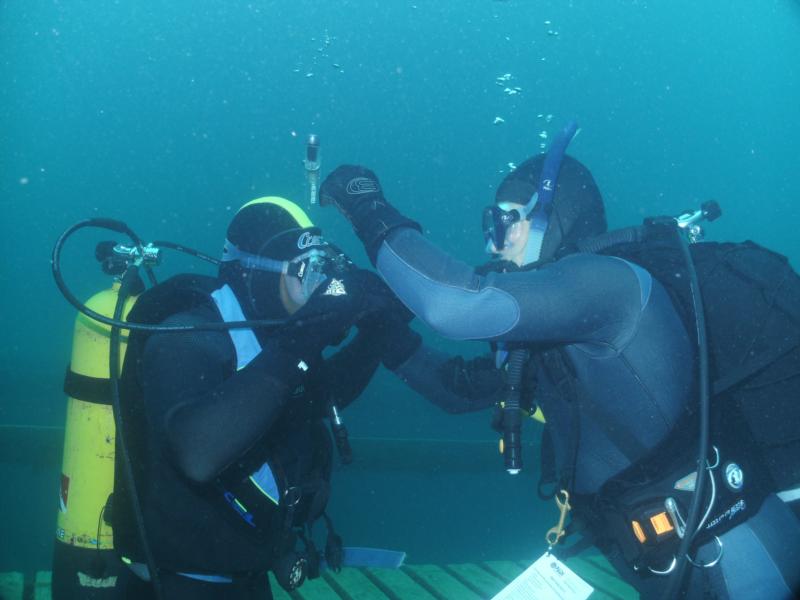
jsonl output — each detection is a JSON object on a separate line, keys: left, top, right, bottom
{"left": 304, "top": 134, "right": 321, "bottom": 205}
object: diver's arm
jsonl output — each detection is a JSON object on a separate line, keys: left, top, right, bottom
{"left": 376, "top": 228, "right": 649, "bottom": 346}
{"left": 392, "top": 346, "right": 503, "bottom": 414}
{"left": 141, "top": 321, "right": 303, "bottom": 485}
{"left": 320, "top": 328, "right": 383, "bottom": 409}
{"left": 320, "top": 165, "right": 647, "bottom": 347}
{"left": 321, "top": 310, "right": 426, "bottom": 409}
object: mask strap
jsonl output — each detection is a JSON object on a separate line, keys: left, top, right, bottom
{"left": 221, "top": 240, "right": 288, "bottom": 274}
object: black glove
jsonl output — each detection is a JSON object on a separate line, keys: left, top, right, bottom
{"left": 352, "top": 271, "right": 422, "bottom": 370}
{"left": 319, "top": 165, "right": 421, "bottom": 265}
{"left": 377, "top": 314, "right": 422, "bottom": 371}
{"left": 352, "top": 270, "right": 414, "bottom": 327}
{"left": 250, "top": 269, "right": 376, "bottom": 390}
{"left": 278, "top": 268, "right": 374, "bottom": 361}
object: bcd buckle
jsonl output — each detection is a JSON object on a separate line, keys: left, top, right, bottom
{"left": 629, "top": 504, "right": 677, "bottom": 546}
{"left": 627, "top": 499, "right": 682, "bottom": 574}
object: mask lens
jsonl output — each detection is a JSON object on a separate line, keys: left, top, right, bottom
{"left": 294, "top": 250, "right": 329, "bottom": 299}
{"left": 482, "top": 206, "right": 503, "bottom": 251}
{"left": 289, "top": 247, "right": 353, "bottom": 301}
{"left": 482, "top": 206, "right": 521, "bottom": 252}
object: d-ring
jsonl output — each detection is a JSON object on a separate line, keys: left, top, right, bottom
{"left": 706, "top": 446, "right": 720, "bottom": 470}
{"left": 283, "top": 486, "right": 302, "bottom": 507}
{"left": 687, "top": 535, "right": 723, "bottom": 568}
{"left": 647, "top": 556, "right": 677, "bottom": 576}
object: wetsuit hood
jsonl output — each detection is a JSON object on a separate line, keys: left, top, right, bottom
{"left": 219, "top": 197, "right": 317, "bottom": 320}
{"left": 495, "top": 154, "right": 607, "bottom": 262}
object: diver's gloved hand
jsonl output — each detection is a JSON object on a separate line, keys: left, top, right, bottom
{"left": 253, "top": 270, "right": 379, "bottom": 390}
{"left": 319, "top": 165, "right": 421, "bottom": 265}
{"left": 353, "top": 271, "right": 422, "bottom": 370}
{"left": 377, "top": 315, "right": 422, "bottom": 371}
{"left": 354, "top": 270, "right": 414, "bottom": 326}
{"left": 277, "top": 269, "right": 372, "bottom": 362}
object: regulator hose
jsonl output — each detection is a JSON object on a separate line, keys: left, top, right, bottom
{"left": 52, "top": 218, "right": 332, "bottom": 332}
{"left": 108, "top": 265, "right": 164, "bottom": 599}
{"left": 661, "top": 227, "right": 711, "bottom": 599}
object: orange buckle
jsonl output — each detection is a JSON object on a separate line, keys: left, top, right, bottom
{"left": 631, "top": 520, "right": 647, "bottom": 544}
{"left": 650, "top": 511, "right": 674, "bottom": 536}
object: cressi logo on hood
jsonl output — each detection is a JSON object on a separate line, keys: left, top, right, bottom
{"left": 297, "top": 231, "right": 325, "bottom": 250}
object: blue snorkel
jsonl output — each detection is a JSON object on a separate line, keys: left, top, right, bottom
{"left": 523, "top": 120, "right": 579, "bottom": 264}
{"left": 495, "top": 121, "right": 579, "bottom": 476}
{"left": 482, "top": 121, "right": 579, "bottom": 265}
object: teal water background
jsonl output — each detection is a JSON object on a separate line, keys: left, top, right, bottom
{"left": 2, "top": 0, "right": 799, "bottom": 575}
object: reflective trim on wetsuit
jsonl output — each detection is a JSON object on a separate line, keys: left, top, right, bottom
{"left": 249, "top": 462, "right": 280, "bottom": 506}
{"left": 206, "top": 285, "right": 282, "bottom": 577}
{"left": 208, "top": 287, "right": 282, "bottom": 506}
{"left": 210, "top": 284, "right": 262, "bottom": 369}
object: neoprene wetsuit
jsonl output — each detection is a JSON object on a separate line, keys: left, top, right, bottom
{"left": 377, "top": 227, "right": 800, "bottom": 598}
{"left": 383, "top": 228, "right": 694, "bottom": 494}
{"left": 113, "top": 294, "right": 383, "bottom": 598}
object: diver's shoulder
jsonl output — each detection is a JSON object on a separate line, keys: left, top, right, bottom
{"left": 551, "top": 251, "right": 642, "bottom": 272}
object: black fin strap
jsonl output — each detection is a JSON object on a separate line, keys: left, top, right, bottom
{"left": 298, "top": 525, "right": 321, "bottom": 580}
{"left": 322, "top": 512, "right": 344, "bottom": 572}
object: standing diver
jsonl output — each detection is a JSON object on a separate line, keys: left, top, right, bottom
{"left": 317, "top": 129, "right": 800, "bottom": 598}
{"left": 110, "top": 197, "right": 407, "bottom": 599}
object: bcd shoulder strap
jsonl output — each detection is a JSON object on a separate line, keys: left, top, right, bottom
{"left": 125, "top": 273, "right": 221, "bottom": 330}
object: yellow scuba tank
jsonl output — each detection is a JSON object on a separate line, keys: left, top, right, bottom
{"left": 52, "top": 282, "right": 138, "bottom": 599}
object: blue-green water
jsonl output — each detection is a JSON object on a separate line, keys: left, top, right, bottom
{"left": 2, "top": 0, "right": 799, "bottom": 576}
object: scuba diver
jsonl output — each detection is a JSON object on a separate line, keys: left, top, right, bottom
{"left": 318, "top": 128, "right": 800, "bottom": 598}
{"left": 107, "top": 197, "right": 409, "bottom": 599}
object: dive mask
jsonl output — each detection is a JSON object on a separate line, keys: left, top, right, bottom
{"left": 288, "top": 247, "right": 353, "bottom": 299}
{"left": 482, "top": 202, "right": 532, "bottom": 252}
{"left": 482, "top": 196, "right": 539, "bottom": 253}
{"left": 221, "top": 240, "right": 353, "bottom": 301}
{"left": 483, "top": 120, "right": 579, "bottom": 261}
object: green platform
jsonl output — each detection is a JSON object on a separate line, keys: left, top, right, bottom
{"left": 0, "top": 554, "right": 637, "bottom": 599}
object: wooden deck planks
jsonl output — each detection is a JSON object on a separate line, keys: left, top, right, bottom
{"left": 0, "top": 571, "right": 24, "bottom": 600}
{"left": 266, "top": 574, "right": 293, "bottom": 599}
{"left": 322, "top": 567, "right": 393, "bottom": 600}
{"left": 403, "top": 564, "right": 483, "bottom": 600}
{"left": 291, "top": 573, "right": 343, "bottom": 599}
{"left": 477, "top": 560, "right": 522, "bottom": 583}
{"left": 3, "top": 557, "right": 640, "bottom": 600}
{"left": 364, "top": 566, "right": 438, "bottom": 599}
{"left": 443, "top": 562, "right": 508, "bottom": 598}
{"left": 33, "top": 571, "right": 52, "bottom": 600}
